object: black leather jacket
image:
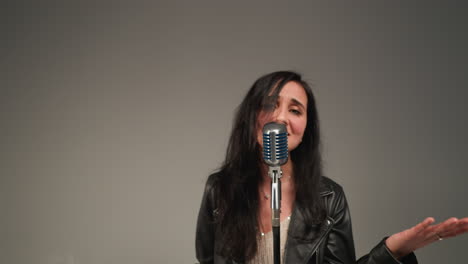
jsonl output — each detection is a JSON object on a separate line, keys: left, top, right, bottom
{"left": 196, "top": 173, "right": 417, "bottom": 264}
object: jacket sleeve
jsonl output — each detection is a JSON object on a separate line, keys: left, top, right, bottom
{"left": 195, "top": 174, "right": 217, "bottom": 264}
{"left": 322, "top": 184, "right": 356, "bottom": 264}
{"left": 357, "top": 238, "right": 418, "bottom": 264}
{"left": 323, "top": 184, "right": 418, "bottom": 264}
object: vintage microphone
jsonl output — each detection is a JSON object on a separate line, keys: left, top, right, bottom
{"left": 262, "top": 122, "right": 288, "bottom": 264}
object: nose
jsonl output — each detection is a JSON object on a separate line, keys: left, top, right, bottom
{"left": 274, "top": 106, "right": 288, "bottom": 125}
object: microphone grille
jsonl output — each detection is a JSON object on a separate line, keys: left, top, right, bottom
{"left": 262, "top": 122, "right": 288, "bottom": 166}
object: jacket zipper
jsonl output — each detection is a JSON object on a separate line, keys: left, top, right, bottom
{"left": 306, "top": 217, "right": 334, "bottom": 264}
{"left": 313, "top": 218, "right": 334, "bottom": 264}
{"left": 283, "top": 190, "right": 335, "bottom": 264}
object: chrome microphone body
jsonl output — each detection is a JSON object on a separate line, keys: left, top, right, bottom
{"left": 263, "top": 122, "right": 288, "bottom": 264}
{"left": 262, "top": 122, "right": 288, "bottom": 227}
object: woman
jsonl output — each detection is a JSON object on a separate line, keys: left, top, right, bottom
{"left": 195, "top": 71, "right": 468, "bottom": 264}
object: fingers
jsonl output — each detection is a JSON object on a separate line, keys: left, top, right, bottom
{"left": 425, "top": 217, "right": 457, "bottom": 240}
{"left": 438, "top": 218, "right": 468, "bottom": 239}
{"left": 432, "top": 217, "right": 458, "bottom": 234}
{"left": 391, "top": 217, "right": 468, "bottom": 253}
{"left": 398, "top": 217, "right": 438, "bottom": 251}
{"left": 411, "top": 217, "right": 435, "bottom": 234}
{"left": 408, "top": 217, "right": 460, "bottom": 249}
{"left": 433, "top": 219, "right": 459, "bottom": 240}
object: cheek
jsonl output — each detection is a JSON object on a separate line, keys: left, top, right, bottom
{"left": 256, "top": 112, "right": 273, "bottom": 131}
{"left": 291, "top": 118, "right": 307, "bottom": 136}
{"left": 256, "top": 111, "right": 272, "bottom": 127}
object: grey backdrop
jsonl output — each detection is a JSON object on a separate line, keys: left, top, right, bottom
{"left": 2, "top": 2, "right": 467, "bottom": 264}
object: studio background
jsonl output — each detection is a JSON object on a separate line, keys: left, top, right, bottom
{"left": 2, "top": 2, "right": 467, "bottom": 264}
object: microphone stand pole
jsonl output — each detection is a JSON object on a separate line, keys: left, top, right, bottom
{"left": 269, "top": 166, "right": 282, "bottom": 264}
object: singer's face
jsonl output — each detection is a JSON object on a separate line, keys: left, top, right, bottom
{"left": 256, "top": 81, "right": 308, "bottom": 152}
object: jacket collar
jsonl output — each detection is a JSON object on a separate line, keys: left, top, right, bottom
{"left": 319, "top": 177, "right": 334, "bottom": 196}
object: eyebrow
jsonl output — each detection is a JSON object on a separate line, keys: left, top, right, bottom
{"left": 290, "top": 98, "right": 306, "bottom": 110}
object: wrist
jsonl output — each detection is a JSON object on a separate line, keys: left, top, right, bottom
{"left": 385, "top": 236, "right": 407, "bottom": 260}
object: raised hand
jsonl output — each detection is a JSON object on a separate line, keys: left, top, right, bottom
{"left": 385, "top": 217, "right": 468, "bottom": 259}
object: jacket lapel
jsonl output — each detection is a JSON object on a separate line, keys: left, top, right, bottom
{"left": 283, "top": 187, "right": 335, "bottom": 264}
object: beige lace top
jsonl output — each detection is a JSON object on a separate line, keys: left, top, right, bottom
{"left": 247, "top": 215, "right": 292, "bottom": 264}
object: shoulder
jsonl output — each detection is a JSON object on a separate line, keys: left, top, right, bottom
{"left": 198, "top": 172, "right": 223, "bottom": 221}
{"left": 319, "top": 176, "right": 350, "bottom": 218}
{"left": 204, "top": 171, "right": 222, "bottom": 194}
{"left": 200, "top": 171, "right": 224, "bottom": 210}
{"left": 319, "top": 175, "right": 345, "bottom": 196}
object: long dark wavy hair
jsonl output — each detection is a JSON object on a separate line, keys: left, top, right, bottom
{"left": 213, "top": 71, "right": 326, "bottom": 261}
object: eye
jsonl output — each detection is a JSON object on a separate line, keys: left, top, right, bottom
{"left": 290, "top": 109, "right": 302, "bottom": 115}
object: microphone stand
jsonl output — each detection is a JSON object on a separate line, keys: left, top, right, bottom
{"left": 269, "top": 166, "right": 282, "bottom": 264}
